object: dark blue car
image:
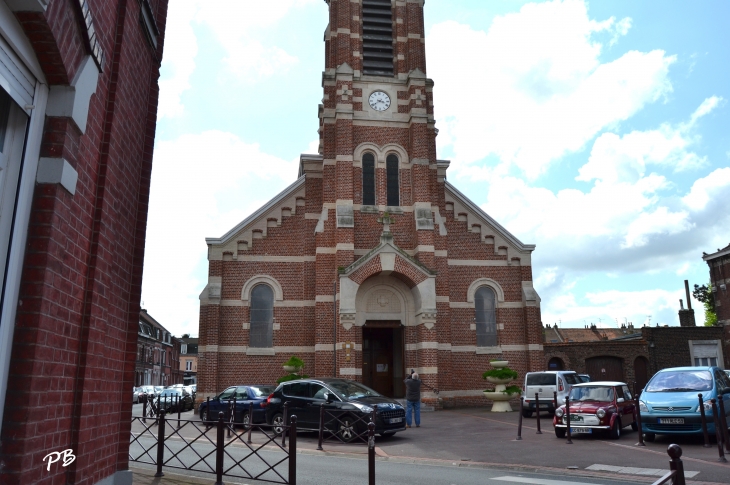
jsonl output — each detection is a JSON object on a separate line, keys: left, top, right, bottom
{"left": 199, "top": 385, "right": 275, "bottom": 428}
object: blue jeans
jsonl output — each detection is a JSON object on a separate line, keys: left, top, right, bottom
{"left": 405, "top": 400, "right": 420, "bottom": 426}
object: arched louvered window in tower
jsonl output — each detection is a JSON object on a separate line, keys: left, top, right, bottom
{"left": 250, "top": 284, "right": 274, "bottom": 348}
{"left": 362, "top": 153, "right": 375, "bottom": 205}
{"left": 386, "top": 154, "right": 399, "bottom": 207}
{"left": 361, "top": 0, "right": 394, "bottom": 77}
{"left": 475, "top": 286, "right": 498, "bottom": 347}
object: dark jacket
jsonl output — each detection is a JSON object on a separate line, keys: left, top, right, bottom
{"left": 404, "top": 376, "right": 421, "bottom": 402}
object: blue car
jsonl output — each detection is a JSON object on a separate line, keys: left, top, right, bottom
{"left": 639, "top": 366, "right": 730, "bottom": 441}
{"left": 199, "top": 385, "right": 275, "bottom": 428}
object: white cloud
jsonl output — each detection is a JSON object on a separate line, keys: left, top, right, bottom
{"left": 158, "top": 0, "right": 199, "bottom": 119}
{"left": 157, "top": 0, "right": 318, "bottom": 119}
{"left": 428, "top": 0, "right": 675, "bottom": 178}
{"left": 142, "top": 131, "right": 300, "bottom": 336}
{"left": 195, "top": 0, "right": 317, "bottom": 83}
{"left": 539, "top": 285, "right": 702, "bottom": 328}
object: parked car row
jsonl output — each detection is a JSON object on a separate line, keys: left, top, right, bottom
{"left": 199, "top": 378, "right": 406, "bottom": 440}
{"left": 521, "top": 365, "right": 730, "bottom": 442}
{"left": 133, "top": 384, "right": 196, "bottom": 405}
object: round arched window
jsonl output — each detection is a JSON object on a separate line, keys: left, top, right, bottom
{"left": 475, "top": 286, "right": 497, "bottom": 347}
{"left": 250, "top": 284, "right": 274, "bottom": 348}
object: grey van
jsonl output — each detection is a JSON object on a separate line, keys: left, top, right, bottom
{"left": 522, "top": 371, "right": 581, "bottom": 417}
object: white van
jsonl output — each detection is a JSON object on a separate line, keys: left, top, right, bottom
{"left": 522, "top": 371, "right": 581, "bottom": 417}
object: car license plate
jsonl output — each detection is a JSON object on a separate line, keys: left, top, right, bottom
{"left": 571, "top": 427, "right": 592, "bottom": 434}
{"left": 389, "top": 417, "right": 403, "bottom": 424}
{"left": 570, "top": 416, "right": 583, "bottom": 422}
{"left": 658, "top": 418, "right": 685, "bottom": 424}
{"left": 538, "top": 403, "right": 549, "bottom": 408}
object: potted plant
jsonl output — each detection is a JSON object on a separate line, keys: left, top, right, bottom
{"left": 282, "top": 356, "right": 304, "bottom": 373}
{"left": 482, "top": 361, "right": 520, "bottom": 412}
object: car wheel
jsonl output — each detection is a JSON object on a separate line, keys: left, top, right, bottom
{"left": 272, "top": 413, "right": 285, "bottom": 436}
{"left": 339, "top": 416, "right": 356, "bottom": 442}
{"left": 644, "top": 432, "right": 655, "bottom": 442}
{"left": 555, "top": 427, "right": 566, "bottom": 438}
{"left": 522, "top": 410, "right": 533, "bottom": 418}
{"left": 609, "top": 419, "right": 621, "bottom": 440}
{"left": 200, "top": 408, "right": 208, "bottom": 424}
{"left": 631, "top": 421, "right": 638, "bottom": 432}
{"left": 241, "top": 412, "right": 251, "bottom": 430}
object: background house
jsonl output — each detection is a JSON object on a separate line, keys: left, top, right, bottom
{"left": 180, "top": 336, "right": 198, "bottom": 385}
{"left": 137, "top": 310, "right": 183, "bottom": 387}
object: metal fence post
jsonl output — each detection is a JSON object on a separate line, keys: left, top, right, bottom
{"left": 633, "top": 383, "right": 645, "bottom": 446}
{"left": 282, "top": 401, "right": 289, "bottom": 447}
{"left": 534, "top": 393, "right": 541, "bottom": 434}
{"left": 710, "top": 399, "right": 727, "bottom": 462}
{"left": 565, "top": 396, "right": 572, "bottom": 444}
{"left": 368, "top": 421, "right": 375, "bottom": 485}
{"left": 289, "top": 415, "right": 297, "bottom": 485}
{"left": 553, "top": 391, "right": 557, "bottom": 411}
{"left": 177, "top": 395, "right": 181, "bottom": 429}
{"left": 215, "top": 412, "right": 225, "bottom": 485}
{"left": 155, "top": 409, "right": 165, "bottom": 477}
{"left": 667, "top": 444, "right": 686, "bottom": 485}
{"left": 516, "top": 397, "right": 523, "bottom": 441}
{"left": 699, "top": 394, "right": 711, "bottom": 448}
{"left": 206, "top": 397, "right": 211, "bottom": 428}
{"left": 143, "top": 395, "right": 148, "bottom": 424}
{"left": 317, "top": 403, "right": 325, "bottom": 450}
{"left": 717, "top": 394, "right": 730, "bottom": 453}
{"left": 247, "top": 401, "right": 254, "bottom": 444}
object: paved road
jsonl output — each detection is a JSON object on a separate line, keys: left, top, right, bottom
{"left": 132, "top": 450, "right": 642, "bottom": 485}
{"left": 130, "top": 403, "right": 730, "bottom": 484}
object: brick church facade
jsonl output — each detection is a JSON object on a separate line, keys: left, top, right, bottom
{"left": 199, "top": 0, "right": 544, "bottom": 408}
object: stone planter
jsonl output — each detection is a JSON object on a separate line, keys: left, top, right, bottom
{"left": 483, "top": 361, "right": 517, "bottom": 412}
{"left": 282, "top": 365, "right": 298, "bottom": 373}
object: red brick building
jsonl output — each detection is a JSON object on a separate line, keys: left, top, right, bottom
{"left": 199, "top": 0, "right": 544, "bottom": 408}
{"left": 136, "top": 310, "right": 183, "bottom": 387}
{"left": 0, "top": 1, "right": 168, "bottom": 484}
{"left": 704, "top": 243, "right": 730, "bottom": 326}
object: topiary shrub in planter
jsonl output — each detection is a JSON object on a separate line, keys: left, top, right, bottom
{"left": 282, "top": 356, "right": 305, "bottom": 373}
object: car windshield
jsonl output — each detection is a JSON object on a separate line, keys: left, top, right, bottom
{"left": 569, "top": 386, "right": 614, "bottom": 402}
{"left": 249, "top": 386, "right": 274, "bottom": 397}
{"left": 327, "top": 381, "right": 381, "bottom": 399}
{"left": 645, "top": 370, "right": 713, "bottom": 392}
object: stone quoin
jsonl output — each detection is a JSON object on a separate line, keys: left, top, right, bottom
{"left": 199, "top": 0, "right": 545, "bottom": 408}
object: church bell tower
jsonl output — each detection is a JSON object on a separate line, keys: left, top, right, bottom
{"left": 307, "top": 0, "right": 443, "bottom": 385}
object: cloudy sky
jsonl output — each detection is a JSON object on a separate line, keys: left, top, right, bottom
{"left": 142, "top": 0, "right": 730, "bottom": 337}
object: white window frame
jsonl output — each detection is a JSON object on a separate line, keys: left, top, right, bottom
{"left": 0, "top": 2, "right": 49, "bottom": 431}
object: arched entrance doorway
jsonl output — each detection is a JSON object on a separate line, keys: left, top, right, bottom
{"left": 585, "top": 356, "right": 624, "bottom": 382}
{"left": 362, "top": 321, "right": 405, "bottom": 398}
{"left": 548, "top": 357, "right": 564, "bottom": 370}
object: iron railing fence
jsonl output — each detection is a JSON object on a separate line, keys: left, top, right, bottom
{"left": 130, "top": 409, "right": 297, "bottom": 484}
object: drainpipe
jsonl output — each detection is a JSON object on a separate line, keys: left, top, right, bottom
{"left": 334, "top": 280, "right": 337, "bottom": 377}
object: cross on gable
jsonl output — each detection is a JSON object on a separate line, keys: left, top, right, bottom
{"left": 376, "top": 212, "right": 395, "bottom": 233}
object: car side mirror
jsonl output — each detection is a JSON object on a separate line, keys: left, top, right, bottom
{"left": 326, "top": 393, "right": 336, "bottom": 403}
{"left": 617, "top": 398, "right": 624, "bottom": 403}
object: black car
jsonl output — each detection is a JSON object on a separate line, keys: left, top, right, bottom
{"left": 199, "top": 385, "right": 275, "bottom": 427}
{"left": 264, "top": 378, "right": 406, "bottom": 439}
{"left": 158, "top": 388, "right": 194, "bottom": 413}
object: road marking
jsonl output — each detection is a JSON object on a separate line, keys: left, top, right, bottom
{"left": 491, "top": 477, "right": 601, "bottom": 485}
{"left": 586, "top": 463, "right": 699, "bottom": 478}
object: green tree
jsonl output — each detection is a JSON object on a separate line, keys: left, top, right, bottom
{"left": 693, "top": 282, "right": 717, "bottom": 326}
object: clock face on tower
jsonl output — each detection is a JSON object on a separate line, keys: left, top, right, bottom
{"left": 368, "top": 91, "right": 391, "bottom": 111}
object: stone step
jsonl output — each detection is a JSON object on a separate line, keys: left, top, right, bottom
{"left": 394, "top": 399, "right": 435, "bottom": 412}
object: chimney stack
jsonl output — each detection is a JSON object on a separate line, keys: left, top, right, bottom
{"left": 679, "top": 280, "right": 697, "bottom": 327}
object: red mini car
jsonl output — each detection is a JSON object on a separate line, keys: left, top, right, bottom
{"left": 553, "top": 381, "right": 638, "bottom": 439}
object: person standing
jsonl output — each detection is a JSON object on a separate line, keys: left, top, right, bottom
{"left": 404, "top": 371, "right": 422, "bottom": 428}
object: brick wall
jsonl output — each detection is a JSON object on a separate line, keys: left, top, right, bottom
{"left": 1, "top": 0, "right": 169, "bottom": 483}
